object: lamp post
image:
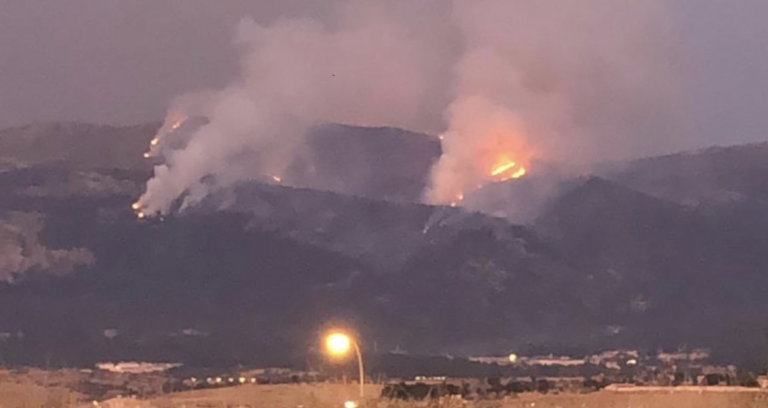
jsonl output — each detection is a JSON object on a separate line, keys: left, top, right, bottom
{"left": 324, "top": 331, "right": 365, "bottom": 399}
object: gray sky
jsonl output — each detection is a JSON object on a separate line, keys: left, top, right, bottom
{"left": 0, "top": 0, "right": 766, "bottom": 149}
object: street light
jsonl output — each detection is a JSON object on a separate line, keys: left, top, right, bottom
{"left": 324, "top": 330, "right": 365, "bottom": 399}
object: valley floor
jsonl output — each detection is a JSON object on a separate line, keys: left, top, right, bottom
{"left": 80, "top": 383, "right": 768, "bottom": 408}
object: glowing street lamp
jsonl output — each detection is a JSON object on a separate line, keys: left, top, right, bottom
{"left": 324, "top": 330, "right": 365, "bottom": 399}
{"left": 326, "top": 332, "right": 352, "bottom": 356}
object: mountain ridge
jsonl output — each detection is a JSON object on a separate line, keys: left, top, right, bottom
{"left": 0, "top": 122, "right": 765, "bottom": 368}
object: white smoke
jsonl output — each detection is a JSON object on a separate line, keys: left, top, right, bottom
{"left": 0, "top": 212, "right": 94, "bottom": 282}
{"left": 428, "top": 0, "right": 680, "bottom": 204}
{"left": 138, "top": 1, "right": 454, "bottom": 214}
{"left": 138, "top": 0, "right": 681, "bottom": 214}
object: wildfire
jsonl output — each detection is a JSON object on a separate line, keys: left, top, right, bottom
{"left": 511, "top": 167, "right": 526, "bottom": 179}
{"left": 144, "top": 115, "right": 189, "bottom": 160}
{"left": 132, "top": 201, "right": 148, "bottom": 220}
{"left": 439, "top": 153, "right": 530, "bottom": 209}
{"left": 488, "top": 156, "right": 527, "bottom": 182}
{"left": 271, "top": 175, "right": 282, "bottom": 183}
{"left": 490, "top": 161, "right": 517, "bottom": 177}
{"left": 449, "top": 192, "right": 464, "bottom": 207}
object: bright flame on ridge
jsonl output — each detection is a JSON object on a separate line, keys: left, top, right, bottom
{"left": 488, "top": 156, "right": 527, "bottom": 182}
{"left": 491, "top": 161, "right": 516, "bottom": 177}
{"left": 444, "top": 153, "right": 528, "bottom": 208}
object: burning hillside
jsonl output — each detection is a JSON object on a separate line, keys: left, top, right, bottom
{"left": 426, "top": 95, "right": 535, "bottom": 208}
{"left": 4, "top": 120, "right": 768, "bottom": 366}
{"left": 132, "top": 0, "right": 678, "bottom": 217}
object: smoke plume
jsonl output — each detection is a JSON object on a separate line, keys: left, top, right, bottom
{"left": 428, "top": 0, "right": 680, "bottom": 204}
{"left": 0, "top": 212, "right": 94, "bottom": 282}
{"left": 137, "top": 0, "right": 680, "bottom": 214}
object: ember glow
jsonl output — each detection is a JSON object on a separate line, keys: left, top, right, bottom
{"left": 450, "top": 192, "right": 465, "bottom": 207}
{"left": 490, "top": 160, "right": 517, "bottom": 177}
{"left": 425, "top": 96, "right": 534, "bottom": 205}
{"left": 144, "top": 112, "right": 189, "bottom": 159}
{"left": 489, "top": 157, "right": 527, "bottom": 182}
{"left": 132, "top": 201, "right": 147, "bottom": 219}
{"left": 446, "top": 155, "right": 528, "bottom": 207}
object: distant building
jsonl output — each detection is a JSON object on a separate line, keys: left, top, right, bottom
{"left": 389, "top": 345, "right": 408, "bottom": 355}
{"left": 656, "top": 349, "right": 710, "bottom": 364}
{"left": 586, "top": 349, "right": 639, "bottom": 369}
{"left": 95, "top": 362, "right": 181, "bottom": 374}
{"left": 239, "top": 367, "right": 319, "bottom": 384}
{"left": 414, "top": 376, "right": 447, "bottom": 383}
{"left": 521, "top": 355, "right": 586, "bottom": 367}
{"left": 471, "top": 350, "right": 643, "bottom": 368}
{"left": 469, "top": 356, "right": 513, "bottom": 366}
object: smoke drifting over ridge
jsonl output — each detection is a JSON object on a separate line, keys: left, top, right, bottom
{"left": 137, "top": 0, "right": 681, "bottom": 215}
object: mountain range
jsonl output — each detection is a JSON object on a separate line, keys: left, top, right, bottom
{"left": 0, "top": 122, "right": 766, "bottom": 370}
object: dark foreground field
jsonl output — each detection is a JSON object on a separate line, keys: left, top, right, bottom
{"left": 1, "top": 380, "right": 766, "bottom": 408}
{"left": 96, "top": 384, "right": 768, "bottom": 408}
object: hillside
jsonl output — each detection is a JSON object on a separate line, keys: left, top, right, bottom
{"left": 0, "top": 122, "right": 766, "bottom": 368}
{"left": 537, "top": 177, "right": 768, "bottom": 359}
{"left": 0, "top": 122, "right": 157, "bottom": 171}
{"left": 603, "top": 143, "right": 768, "bottom": 206}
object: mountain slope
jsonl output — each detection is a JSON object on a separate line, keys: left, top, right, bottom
{"left": 0, "top": 122, "right": 766, "bottom": 368}
{"left": 0, "top": 122, "right": 157, "bottom": 171}
{"left": 605, "top": 143, "right": 768, "bottom": 206}
{"left": 537, "top": 177, "right": 768, "bottom": 360}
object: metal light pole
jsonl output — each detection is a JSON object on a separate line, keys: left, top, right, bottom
{"left": 352, "top": 339, "right": 365, "bottom": 399}
{"left": 325, "top": 331, "right": 365, "bottom": 399}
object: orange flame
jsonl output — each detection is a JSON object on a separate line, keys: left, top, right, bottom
{"left": 490, "top": 160, "right": 517, "bottom": 177}
{"left": 449, "top": 192, "right": 464, "bottom": 207}
{"left": 488, "top": 156, "right": 527, "bottom": 182}
{"left": 146, "top": 115, "right": 187, "bottom": 155}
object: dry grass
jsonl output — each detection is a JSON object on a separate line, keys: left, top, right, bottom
{"left": 504, "top": 389, "right": 768, "bottom": 408}
{"left": 0, "top": 382, "right": 82, "bottom": 408}
{"left": 118, "top": 384, "right": 768, "bottom": 408}
{"left": 147, "top": 383, "right": 382, "bottom": 408}
{"left": 0, "top": 381, "right": 761, "bottom": 408}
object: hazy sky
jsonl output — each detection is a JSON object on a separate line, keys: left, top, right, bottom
{"left": 1, "top": 0, "right": 766, "bottom": 149}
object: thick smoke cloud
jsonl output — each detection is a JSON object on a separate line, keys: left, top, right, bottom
{"left": 140, "top": 1, "right": 454, "bottom": 213}
{"left": 137, "top": 0, "right": 680, "bottom": 214}
{"left": 429, "top": 0, "right": 680, "bottom": 204}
